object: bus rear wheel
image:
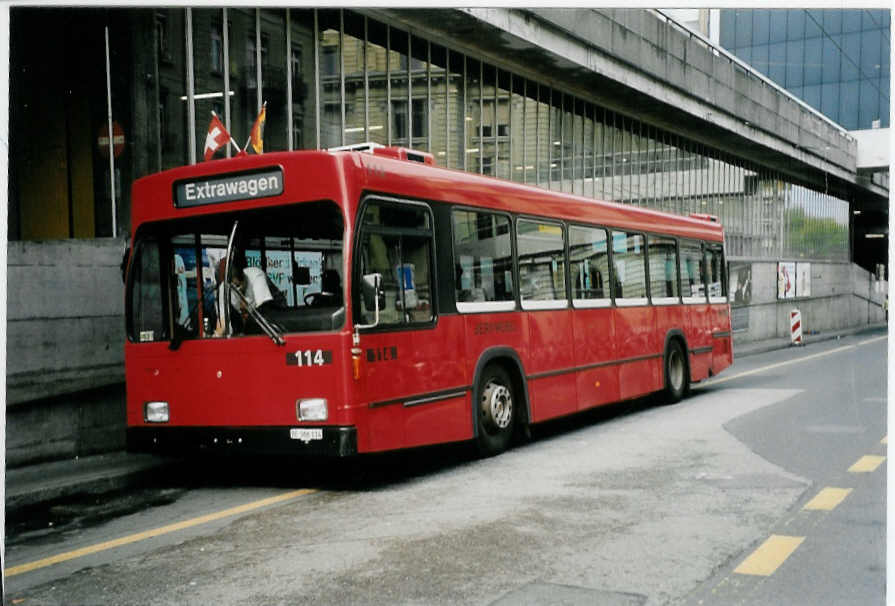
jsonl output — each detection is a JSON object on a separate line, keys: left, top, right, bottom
{"left": 664, "top": 340, "right": 688, "bottom": 404}
{"left": 475, "top": 365, "right": 515, "bottom": 456}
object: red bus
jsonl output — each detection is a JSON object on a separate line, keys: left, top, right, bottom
{"left": 125, "top": 145, "right": 732, "bottom": 457}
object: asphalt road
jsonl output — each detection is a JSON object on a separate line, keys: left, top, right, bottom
{"left": 5, "top": 330, "right": 887, "bottom": 605}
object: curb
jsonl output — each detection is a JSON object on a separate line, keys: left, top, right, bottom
{"left": 6, "top": 452, "right": 180, "bottom": 516}
{"left": 734, "top": 323, "right": 887, "bottom": 358}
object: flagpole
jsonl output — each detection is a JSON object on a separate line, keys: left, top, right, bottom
{"left": 211, "top": 110, "right": 242, "bottom": 153}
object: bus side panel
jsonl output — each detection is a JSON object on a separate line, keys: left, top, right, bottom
{"left": 710, "top": 303, "right": 733, "bottom": 375}
{"left": 463, "top": 311, "right": 528, "bottom": 416}
{"left": 572, "top": 307, "right": 619, "bottom": 410}
{"left": 403, "top": 394, "right": 473, "bottom": 449}
{"left": 526, "top": 310, "right": 577, "bottom": 423}
{"left": 685, "top": 304, "right": 712, "bottom": 382}
{"left": 615, "top": 306, "right": 661, "bottom": 400}
{"left": 654, "top": 304, "right": 689, "bottom": 368}
{"left": 354, "top": 317, "right": 468, "bottom": 453}
{"left": 361, "top": 405, "right": 405, "bottom": 453}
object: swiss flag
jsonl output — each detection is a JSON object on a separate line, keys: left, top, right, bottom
{"left": 204, "top": 114, "right": 231, "bottom": 161}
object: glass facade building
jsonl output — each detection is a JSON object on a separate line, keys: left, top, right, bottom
{"left": 719, "top": 8, "right": 890, "bottom": 130}
{"left": 10, "top": 7, "right": 852, "bottom": 262}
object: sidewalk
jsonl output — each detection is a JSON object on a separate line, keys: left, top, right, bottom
{"left": 733, "top": 322, "right": 887, "bottom": 358}
{"left": 5, "top": 323, "right": 887, "bottom": 517}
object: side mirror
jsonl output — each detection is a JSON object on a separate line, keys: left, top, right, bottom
{"left": 360, "top": 273, "right": 383, "bottom": 312}
{"left": 356, "top": 273, "right": 382, "bottom": 331}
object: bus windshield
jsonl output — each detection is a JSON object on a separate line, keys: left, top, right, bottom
{"left": 127, "top": 200, "right": 345, "bottom": 344}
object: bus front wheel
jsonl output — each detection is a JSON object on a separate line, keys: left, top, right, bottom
{"left": 475, "top": 365, "right": 515, "bottom": 456}
{"left": 664, "top": 340, "right": 688, "bottom": 404}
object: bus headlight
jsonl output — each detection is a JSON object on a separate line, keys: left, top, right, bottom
{"left": 297, "top": 398, "right": 328, "bottom": 422}
{"left": 144, "top": 401, "right": 170, "bottom": 423}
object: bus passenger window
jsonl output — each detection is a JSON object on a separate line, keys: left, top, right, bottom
{"left": 517, "top": 219, "right": 567, "bottom": 308}
{"left": 612, "top": 231, "right": 647, "bottom": 304}
{"left": 452, "top": 210, "right": 515, "bottom": 310}
{"left": 647, "top": 236, "right": 679, "bottom": 302}
{"left": 705, "top": 243, "right": 727, "bottom": 300}
{"left": 679, "top": 240, "right": 707, "bottom": 301}
{"left": 569, "top": 225, "right": 610, "bottom": 306}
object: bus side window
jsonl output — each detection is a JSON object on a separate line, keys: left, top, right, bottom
{"left": 705, "top": 243, "right": 727, "bottom": 300}
{"left": 647, "top": 235, "right": 679, "bottom": 302}
{"left": 569, "top": 225, "right": 610, "bottom": 305}
{"left": 612, "top": 231, "right": 647, "bottom": 303}
{"left": 452, "top": 209, "right": 515, "bottom": 308}
{"left": 679, "top": 240, "right": 707, "bottom": 301}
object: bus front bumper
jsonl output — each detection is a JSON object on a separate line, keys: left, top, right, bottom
{"left": 127, "top": 425, "right": 357, "bottom": 457}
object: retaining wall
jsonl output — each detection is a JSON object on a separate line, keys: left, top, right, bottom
{"left": 730, "top": 260, "right": 886, "bottom": 344}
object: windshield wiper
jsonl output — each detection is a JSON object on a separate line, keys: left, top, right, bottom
{"left": 222, "top": 220, "right": 239, "bottom": 337}
{"left": 231, "top": 287, "right": 286, "bottom": 346}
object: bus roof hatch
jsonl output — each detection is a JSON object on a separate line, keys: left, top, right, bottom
{"left": 328, "top": 142, "right": 435, "bottom": 166}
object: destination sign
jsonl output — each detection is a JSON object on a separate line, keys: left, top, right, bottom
{"left": 174, "top": 168, "right": 284, "bottom": 208}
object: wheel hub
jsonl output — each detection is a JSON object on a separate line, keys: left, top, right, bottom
{"left": 481, "top": 381, "right": 512, "bottom": 431}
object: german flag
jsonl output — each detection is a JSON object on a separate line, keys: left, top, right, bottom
{"left": 250, "top": 102, "right": 266, "bottom": 154}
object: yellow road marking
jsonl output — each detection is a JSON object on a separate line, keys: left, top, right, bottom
{"left": 5, "top": 488, "right": 316, "bottom": 577}
{"left": 734, "top": 535, "right": 805, "bottom": 576}
{"left": 704, "top": 334, "right": 886, "bottom": 387}
{"left": 803, "top": 487, "right": 852, "bottom": 511}
{"left": 848, "top": 455, "right": 886, "bottom": 473}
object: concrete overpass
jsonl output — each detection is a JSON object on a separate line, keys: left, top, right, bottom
{"left": 368, "top": 8, "right": 888, "bottom": 214}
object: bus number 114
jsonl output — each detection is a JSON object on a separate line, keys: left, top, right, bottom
{"left": 288, "top": 349, "right": 333, "bottom": 367}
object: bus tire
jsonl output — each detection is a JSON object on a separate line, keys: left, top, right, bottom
{"left": 664, "top": 340, "right": 688, "bottom": 404}
{"left": 475, "top": 365, "right": 515, "bottom": 457}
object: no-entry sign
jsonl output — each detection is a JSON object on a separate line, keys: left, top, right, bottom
{"left": 97, "top": 121, "right": 125, "bottom": 158}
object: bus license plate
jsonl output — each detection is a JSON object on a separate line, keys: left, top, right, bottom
{"left": 290, "top": 428, "right": 323, "bottom": 443}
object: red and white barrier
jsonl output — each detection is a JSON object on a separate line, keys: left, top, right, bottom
{"left": 790, "top": 309, "right": 803, "bottom": 345}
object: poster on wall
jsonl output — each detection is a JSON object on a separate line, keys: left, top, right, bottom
{"left": 777, "top": 262, "right": 796, "bottom": 299}
{"left": 729, "top": 262, "right": 752, "bottom": 307}
{"left": 796, "top": 262, "right": 811, "bottom": 298}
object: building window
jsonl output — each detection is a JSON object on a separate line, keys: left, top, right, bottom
{"left": 260, "top": 32, "right": 269, "bottom": 69}
{"left": 291, "top": 44, "right": 303, "bottom": 95}
{"left": 246, "top": 37, "right": 257, "bottom": 87}
{"left": 391, "top": 99, "right": 427, "bottom": 143}
{"left": 210, "top": 24, "right": 223, "bottom": 73}
{"left": 321, "top": 42, "right": 338, "bottom": 76}
{"left": 159, "top": 87, "right": 170, "bottom": 151}
{"left": 156, "top": 11, "right": 171, "bottom": 63}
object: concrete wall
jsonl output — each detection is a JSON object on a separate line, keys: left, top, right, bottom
{"left": 731, "top": 260, "right": 886, "bottom": 344}
{"left": 7, "top": 238, "right": 126, "bottom": 405}
{"left": 7, "top": 239, "right": 127, "bottom": 467}
{"left": 6, "top": 385, "right": 126, "bottom": 468}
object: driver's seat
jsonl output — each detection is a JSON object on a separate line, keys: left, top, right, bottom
{"left": 322, "top": 270, "right": 342, "bottom": 298}
{"left": 305, "top": 270, "right": 343, "bottom": 306}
